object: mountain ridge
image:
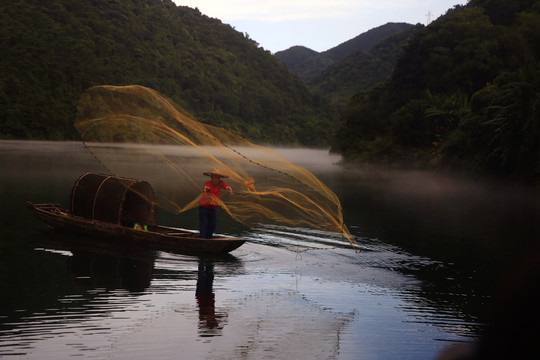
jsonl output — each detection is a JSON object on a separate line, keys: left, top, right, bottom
{"left": 275, "top": 22, "right": 414, "bottom": 83}
{"left": 310, "top": 24, "right": 423, "bottom": 110}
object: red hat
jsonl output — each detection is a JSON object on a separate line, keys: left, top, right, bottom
{"left": 203, "top": 169, "right": 229, "bottom": 178}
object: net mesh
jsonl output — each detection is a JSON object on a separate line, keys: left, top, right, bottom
{"left": 75, "top": 85, "right": 354, "bottom": 248}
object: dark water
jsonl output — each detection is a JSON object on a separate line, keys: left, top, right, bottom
{"left": 1, "top": 141, "right": 539, "bottom": 359}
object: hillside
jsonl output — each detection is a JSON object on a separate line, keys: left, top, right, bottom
{"left": 332, "top": 0, "right": 540, "bottom": 182}
{"left": 311, "top": 25, "right": 423, "bottom": 110}
{"left": 0, "top": 0, "right": 334, "bottom": 146}
{"left": 275, "top": 22, "right": 413, "bottom": 83}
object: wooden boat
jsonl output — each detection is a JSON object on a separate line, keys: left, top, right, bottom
{"left": 26, "top": 173, "right": 245, "bottom": 255}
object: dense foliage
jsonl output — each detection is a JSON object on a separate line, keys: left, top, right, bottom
{"left": 0, "top": 0, "right": 333, "bottom": 145}
{"left": 332, "top": 0, "right": 540, "bottom": 182}
{"left": 311, "top": 25, "right": 423, "bottom": 110}
{"left": 2, "top": 0, "right": 538, "bottom": 181}
{"left": 275, "top": 23, "right": 413, "bottom": 83}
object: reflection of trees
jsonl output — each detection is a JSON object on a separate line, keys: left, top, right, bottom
{"left": 196, "top": 258, "right": 226, "bottom": 337}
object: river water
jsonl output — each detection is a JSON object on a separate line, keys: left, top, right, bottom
{"left": 1, "top": 140, "right": 538, "bottom": 359}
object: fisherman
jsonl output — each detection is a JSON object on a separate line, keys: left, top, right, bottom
{"left": 199, "top": 169, "right": 233, "bottom": 239}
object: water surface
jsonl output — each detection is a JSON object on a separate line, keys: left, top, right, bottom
{"left": 1, "top": 140, "right": 538, "bottom": 359}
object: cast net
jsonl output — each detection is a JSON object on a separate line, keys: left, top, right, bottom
{"left": 75, "top": 85, "right": 354, "bottom": 248}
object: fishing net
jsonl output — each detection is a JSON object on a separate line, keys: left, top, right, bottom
{"left": 74, "top": 85, "right": 354, "bottom": 248}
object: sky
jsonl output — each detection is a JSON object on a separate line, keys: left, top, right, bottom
{"left": 172, "top": 1, "right": 467, "bottom": 53}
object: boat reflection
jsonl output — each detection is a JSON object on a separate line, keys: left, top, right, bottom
{"left": 31, "top": 229, "right": 244, "bottom": 338}
{"left": 32, "top": 229, "right": 157, "bottom": 292}
{"left": 68, "top": 249, "right": 155, "bottom": 292}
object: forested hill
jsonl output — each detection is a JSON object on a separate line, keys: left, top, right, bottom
{"left": 275, "top": 22, "right": 413, "bottom": 83}
{"left": 0, "top": 0, "right": 333, "bottom": 146}
{"left": 332, "top": 0, "right": 540, "bottom": 182}
{"left": 311, "top": 25, "right": 423, "bottom": 110}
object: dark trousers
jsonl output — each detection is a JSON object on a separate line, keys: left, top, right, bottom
{"left": 199, "top": 206, "right": 216, "bottom": 239}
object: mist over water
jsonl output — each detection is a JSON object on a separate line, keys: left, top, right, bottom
{"left": 1, "top": 140, "right": 538, "bottom": 359}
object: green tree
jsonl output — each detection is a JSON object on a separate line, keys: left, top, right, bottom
{"left": 332, "top": 0, "right": 539, "bottom": 182}
{"left": 0, "top": 0, "right": 333, "bottom": 145}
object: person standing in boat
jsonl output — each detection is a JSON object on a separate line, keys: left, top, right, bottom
{"left": 199, "top": 169, "right": 233, "bottom": 239}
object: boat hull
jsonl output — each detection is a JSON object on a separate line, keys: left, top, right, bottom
{"left": 26, "top": 202, "right": 245, "bottom": 255}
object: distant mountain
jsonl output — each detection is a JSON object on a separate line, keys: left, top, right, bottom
{"left": 311, "top": 25, "right": 423, "bottom": 110}
{"left": 275, "top": 22, "right": 414, "bottom": 83}
{"left": 0, "top": 0, "right": 334, "bottom": 146}
{"left": 323, "top": 22, "right": 415, "bottom": 61}
{"left": 273, "top": 46, "right": 318, "bottom": 66}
